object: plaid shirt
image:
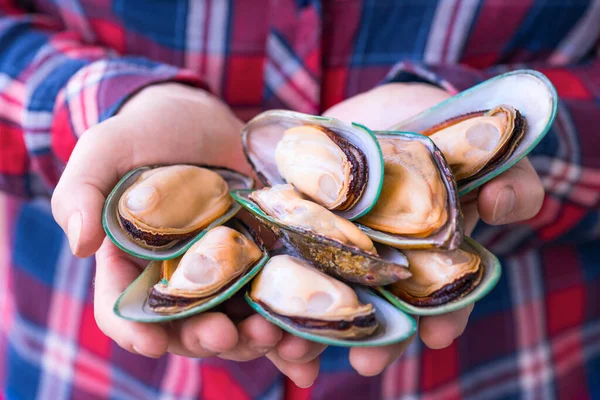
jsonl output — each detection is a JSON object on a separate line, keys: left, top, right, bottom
{"left": 1, "top": 0, "right": 599, "bottom": 399}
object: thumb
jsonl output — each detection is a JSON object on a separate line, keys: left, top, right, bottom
{"left": 52, "top": 118, "right": 131, "bottom": 258}
{"left": 52, "top": 180, "right": 106, "bottom": 258}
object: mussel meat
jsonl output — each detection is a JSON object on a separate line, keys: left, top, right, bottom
{"left": 421, "top": 105, "right": 525, "bottom": 183}
{"left": 358, "top": 138, "right": 448, "bottom": 237}
{"left": 388, "top": 247, "right": 483, "bottom": 307}
{"left": 249, "top": 254, "right": 379, "bottom": 339}
{"left": 117, "top": 165, "right": 231, "bottom": 249}
{"left": 249, "top": 184, "right": 377, "bottom": 254}
{"left": 274, "top": 125, "right": 367, "bottom": 211}
{"left": 148, "top": 225, "right": 262, "bottom": 313}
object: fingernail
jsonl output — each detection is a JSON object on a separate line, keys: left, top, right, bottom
{"left": 296, "top": 379, "right": 316, "bottom": 389}
{"left": 67, "top": 212, "right": 82, "bottom": 254}
{"left": 249, "top": 342, "right": 273, "bottom": 354}
{"left": 132, "top": 345, "right": 162, "bottom": 359}
{"left": 198, "top": 340, "right": 221, "bottom": 354}
{"left": 492, "top": 187, "right": 516, "bottom": 223}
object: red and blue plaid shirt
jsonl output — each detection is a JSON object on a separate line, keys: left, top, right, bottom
{"left": 1, "top": 0, "right": 599, "bottom": 399}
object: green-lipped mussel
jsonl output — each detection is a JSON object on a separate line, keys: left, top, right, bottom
{"left": 250, "top": 254, "right": 378, "bottom": 339}
{"left": 103, "top": 164, "right": 253, "bottom": 260}
{"left": 241, "top": 110, "right": 384, "bottom": 220}
{"left": 376, "top": 236, "right": 501, "bottom": 316}
{"left": 148, "top": 225, "right": 263, "bottom": 313}
{"left": 386, "top": 69, "right": 558, "bottom": 196}
{"left": 231, "top": 184, "right": 410, "bottom": 286}
{"left": 113, "top": 220, "right": 269, "bottom": 322}
{"left": 355, "top": 133, "right": 463, "bottom": 250}
{"left": 420, "top": 105, "right": 525, "bottom": 184}
{"left": 246, "top": 253, "right": 417, "bottom": 347}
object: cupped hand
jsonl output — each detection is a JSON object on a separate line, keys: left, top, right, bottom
{"left": 322, "top": 82, "right": 545, "bottom": 376}
{"left": 51, "top": 83, "right": 322, "bottom": 387}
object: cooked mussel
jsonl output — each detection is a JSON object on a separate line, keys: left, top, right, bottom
{"left": 245, "top": 254, "right": 417, "bottom": 347}
{"left": 242, "top": 110, "right": 384, "bottom": 220}
{"left": 113, "top": 220, "right": 270, "bottom": 322}
{"left": 386, "top": 69, "right": 557, "bottom": 196}
{"left": 249, "top": 254, "right": 378, "bottom": 339}
{"left": 422, "top": 105, "right": 525, "bottom": 183}
{"left": 103, "top": 164, "right": 253, "bottom": 260}
{"left": 250, "top": 184, "right": 377, "bottom": 254}
{"left": 148, "top": 225, "right": 263, "bottom": 313}
{"left": 356, "top": 133, "right": 462, "bottom": 250}
{"left": 388, "top": 247, "right": 482, "bottom": 307}
{"left": 232, "top": 184, "right": 411, "bottom": 286}
{"left": 376, "top": 236, "right": 501, "bottom": 316}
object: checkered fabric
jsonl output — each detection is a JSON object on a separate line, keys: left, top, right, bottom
{"left": 1, "top": 1, "right": 599, "bottom": 399}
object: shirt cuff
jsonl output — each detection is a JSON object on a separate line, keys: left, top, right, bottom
{"left": 381, "top": 61, "right": 488, "bottom": 95}
{"left": 51, "top": 57, "right": 208, "bottom": 164}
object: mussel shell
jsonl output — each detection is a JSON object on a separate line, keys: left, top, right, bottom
{"left": 387, "top": 69, "right": 557, "bottom": 196}
{"left": 245, "top": 286, "right": 416, "bottom": 347}
{"left": 360, "top": 132, "right": 463, "bottom": 250}
{"left": 103, "top": 164, "right": 253, "bottom": 260}
{"left": 241, "top": 110, "right": 384, "bottom": 220}
{"left": 231, "top": 189, "right": 410, "bottom": 286}
{"left": 375, "top": 236, "right": 501, "bottom": 316}
{"left": 113, "top": 219, "right": 269, "bottom": 322}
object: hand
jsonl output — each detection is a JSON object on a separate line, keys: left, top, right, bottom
{"left": 322, "top": 82, "right": 545, "bottom": 376}
{"left": 51, "top": 83, "right": 323, "bottom": 387}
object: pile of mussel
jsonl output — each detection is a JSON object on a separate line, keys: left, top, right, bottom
{"left": 105, "top": 70, "right": 557, "bottom": 346}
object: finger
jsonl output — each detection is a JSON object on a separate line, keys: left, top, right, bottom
{"left": 52, "top": 121, "right": 133, "bottom": 258}
{"left": 349, "top": 336, "right": 414, "bottom": 377}
{"left": 166, "top": 312, "right": 239, "bottom": 358}
{"left": 266, "top": 350, "right": 320, "bottom": 389}
{"left": 276, "top": 333, "right": 327, "bottom": 363}
{"left": 459, "top": 189, "right": 481, "bottom": 236}
{"left": 94, "top": 238, "right": 168, "bottom": 358}
{"left": 218, "top": 314, "right": 283, "bottom": 361}
{"left": 419, "top": 304, "right": 474, "bottom": 349}
{"left": 477, "top": 158, "right": 545, "bottom": 225}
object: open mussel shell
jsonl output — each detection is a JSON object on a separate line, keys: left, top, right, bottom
{"left": 102, "top": 164, "right": 253, "bottom": 260}
{"left": 387, "top": 69, "right": 557, "bottom": 196}
{"left": 241, "top": 109, "right": 384, "bottom": 220}
{"left": 113, "top": 219, "right": 269, "bottom": 322}
{"left": 357, "top": 132, "right": 463, "bottom": 250}
{"left": 244, "top": 254, "right": 416, "bottom": 347}
{"left": 375, "top": 236, "right": 501, "bottom": 316}
{"left": 231, "top": 188, "right": 410, "bottom": 287}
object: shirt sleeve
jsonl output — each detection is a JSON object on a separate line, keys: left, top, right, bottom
{"left": 0, "top": 3, "right": 208, "bottom": 199}
{"left": 381, "top": 59, "right": 600, "bottom": 250}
